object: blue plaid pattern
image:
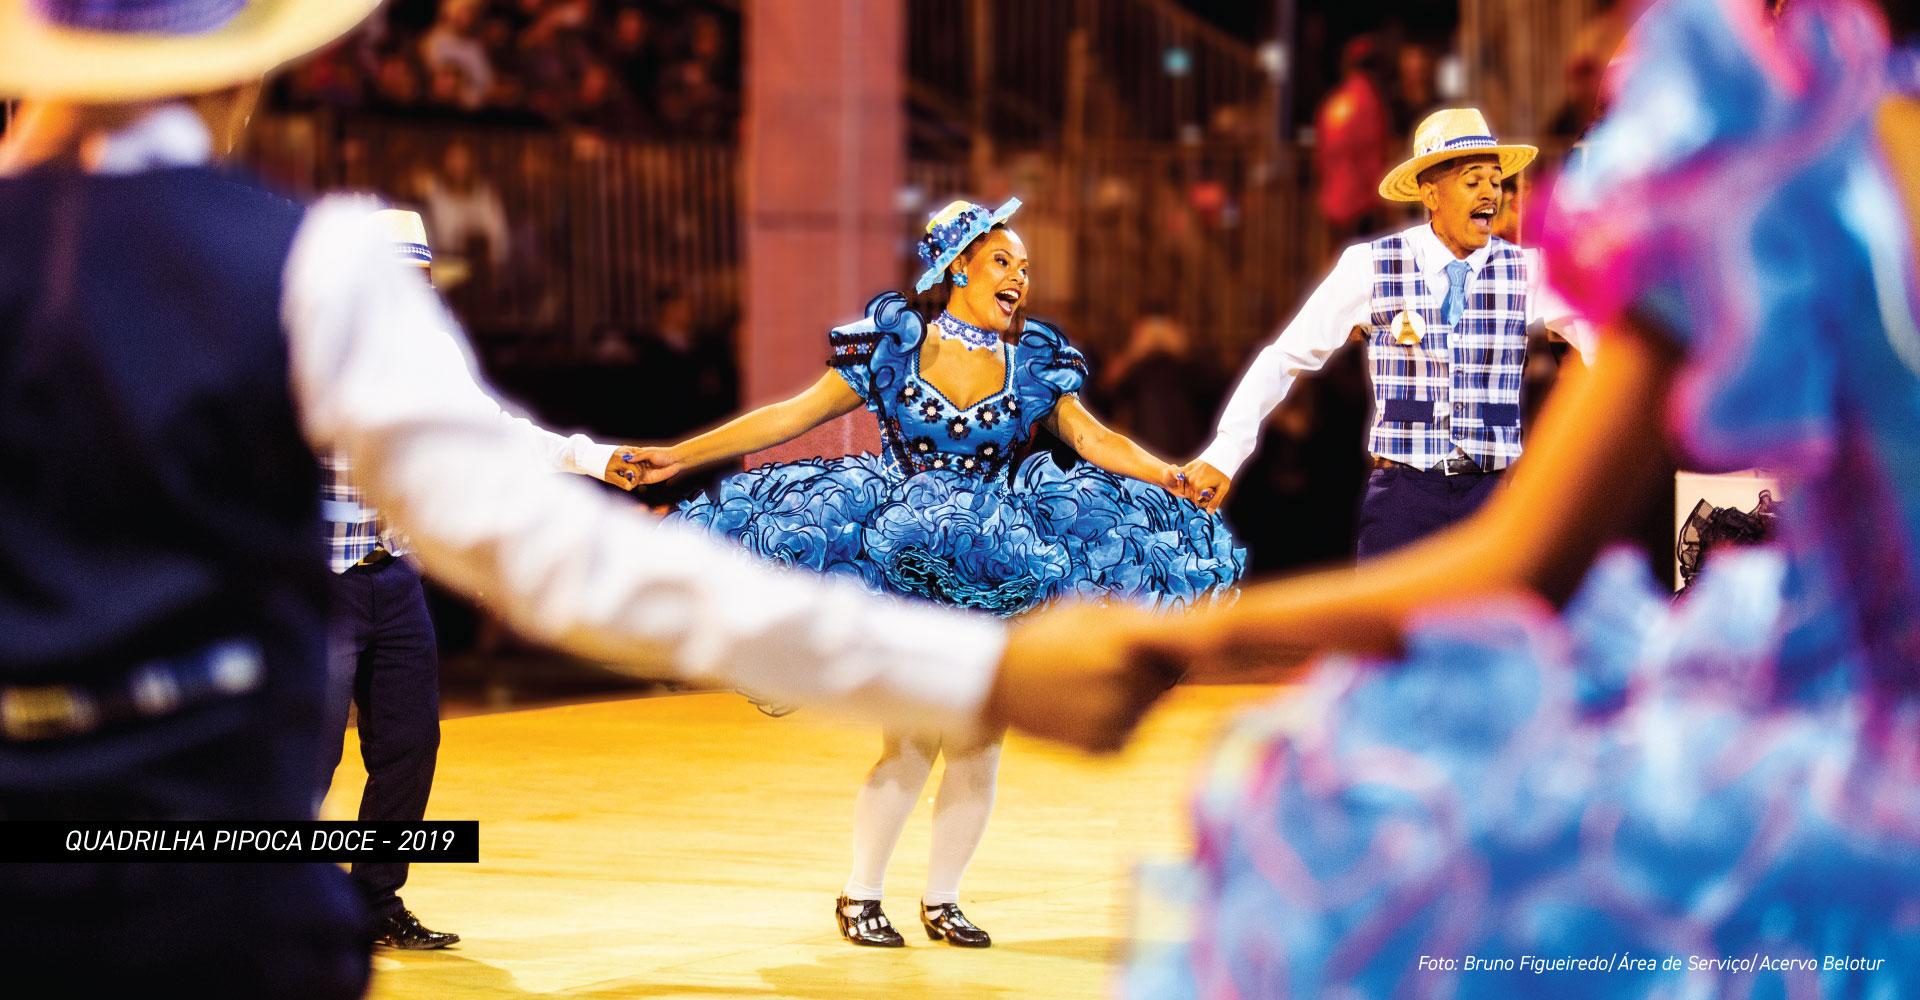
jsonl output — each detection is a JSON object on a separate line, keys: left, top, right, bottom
{"left": 320, "top": 452, "right": 407, "bottom": 574}
{"left": 1366, "top": 234, "right": 1530, "bottom": 470}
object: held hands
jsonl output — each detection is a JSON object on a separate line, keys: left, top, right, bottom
{"left": 611, "top": 446, "right": 688, "bottom": 488}
{"left": 986, "top": 602, "right": 1185, "bottom": 753}
{"left": 603, "top": 449, "right": 643, "bottom": 490}
{"left": 1171, "top": 459, "right": 1231, "bottom": 512}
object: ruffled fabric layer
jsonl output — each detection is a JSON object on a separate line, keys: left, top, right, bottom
{"left": 674, "top": 452, "right": 1243, "bottom": 618}
{"left": 1126, "top": 548, "right": 1920, "bottom": 1000}
{"left": 672, "top": 456, "right": 893, "bottom": 588}
{"left": 1542, "top": 0, "right": 1896, "bottom": 472}
{"left": 1542, "top": 0, "right": 1920, "bottom": 684}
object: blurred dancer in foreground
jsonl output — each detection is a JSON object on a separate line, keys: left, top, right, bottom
{"left": 0, "top": 1, "right": 1175, "bottom": 993}
{"left": 1091, "top": 0, "right": 1920, "bottom": 996}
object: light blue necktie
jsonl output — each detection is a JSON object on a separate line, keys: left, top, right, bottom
{"left": 1442, "top": 259, "right": 1470, "bottom": 326}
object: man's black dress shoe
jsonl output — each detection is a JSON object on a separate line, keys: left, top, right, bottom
{"left": 835, "top": 895, "right": 905, "bottom": 947}
{"left": 373, "top": 909, "right": 460, "bottom": 950}
{"left": 920, "top": 902, "right": 990, "bottom": 948}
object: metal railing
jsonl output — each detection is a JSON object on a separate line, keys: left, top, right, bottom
{"left": 244, "top": 114, "right": 740, "bottom": 351}
{"left": 247, "top": 113, "right": 1346, "bottom": 365}
{"left": 906, "top": 0, "right": 1275, "bottom": 149}
{"left": 1460, "top": 0, "right": 1613, "bottom": 143}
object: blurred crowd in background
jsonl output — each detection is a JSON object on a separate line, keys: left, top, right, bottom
{"left": 273, "top": 0, "right": 739, "bottom": 137}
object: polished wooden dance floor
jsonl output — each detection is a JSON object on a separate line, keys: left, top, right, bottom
{"left": 321, "top": 685, "right": 1280, "bottom": 999}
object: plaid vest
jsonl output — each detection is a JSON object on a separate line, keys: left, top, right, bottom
{"left": 321, "top": 452, "right": 408, "bottom": 574}
{"left": 1366, "top": 234, "right": 1529, "bottom": 470}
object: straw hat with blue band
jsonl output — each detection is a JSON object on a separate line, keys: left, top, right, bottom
{"left": 914, "top": 197, "right": 1021, "bottom": 293}
{"left": 1377, "top": 108, "right": 1537, "bottom": 202}
{"left": 371, "top": 208, "right": 433, "bottom": 271}
{"left": 0, "top": 0, "right": 383, "bottom": 101}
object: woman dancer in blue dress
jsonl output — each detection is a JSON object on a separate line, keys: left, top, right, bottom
{"left": 626, "top": 199, "right": 1243, "bottom": 948}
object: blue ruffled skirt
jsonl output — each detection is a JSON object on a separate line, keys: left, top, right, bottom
{"left": 1122, "top": 548, "right": 1920, "bottom": 1000}
{"left": 673, "top": 453, "right": 1244, "bottom": 618}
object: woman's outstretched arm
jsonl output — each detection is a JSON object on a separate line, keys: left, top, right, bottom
{"left": 625, "top": 370, "right": 865, "bottom": 484}
{"left": 1041, "top": 395, "right": 1186, "bottom": 495}
{"left": 1141, "top": 319, "right": 1685, "bottom": 681}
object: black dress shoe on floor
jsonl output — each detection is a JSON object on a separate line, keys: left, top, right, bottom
{"left": 373, "top": 909, "right": 460, "bottom": 950}
{"left": 920, "top": 902, "right": 991, "bottom": 948}
{"left": 835, "top": 895, "right": 905, "bottom": 947}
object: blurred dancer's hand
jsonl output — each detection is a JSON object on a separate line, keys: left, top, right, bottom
{"left": 620, "top": 447, "right": 686, "bottom": 486}
{"left": 987, "top": 603, "right": 1182, "bottom": 753}
{"left": 604, "top": 448, "right": 646, "bottom": 490}
{"left": 1175, "top": 460, "right": 1231, "bottom": 512}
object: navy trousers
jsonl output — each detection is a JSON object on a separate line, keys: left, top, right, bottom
{"left": 1355, "top": 465, "right": 1506, "bottom": 560}
{"left": 319, "top": 557, "right": 441, "bottom": 920}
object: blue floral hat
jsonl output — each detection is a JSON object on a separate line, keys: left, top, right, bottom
{"left": 914, "top": 198, "right": 1022, "bottom": 293}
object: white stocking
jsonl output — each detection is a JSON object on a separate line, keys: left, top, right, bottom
{"left": 843, "top": 731, "right": 938, "bottom": 901}
{"left": 923, "top": 732, "right": 1003, "bottom": 906}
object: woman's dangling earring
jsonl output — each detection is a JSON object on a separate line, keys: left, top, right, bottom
{"left": 951, "top": 272, "right": 969, "bottom": 287}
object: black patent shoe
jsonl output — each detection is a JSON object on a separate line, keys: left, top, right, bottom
{"left": 836, "top": 895, "right": 905, "bottom": 947}
{"left": 373, "top": 909, "right": 460, "bottom": 950}
{"left": 920, "top": 902, "right": 991, "bottom": 948}
{"left": 740, "top": 689, "right": 801, "bottom": 717}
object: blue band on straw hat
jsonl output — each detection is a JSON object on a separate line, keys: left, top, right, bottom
{"left": 0, "top": 0, "right": 383, "bottom": 102}
{"left": 34, "top": 0, "right": 245, "bottom": 33}
{"left": 369, "top": 209, "right": 433, "bottom": 268}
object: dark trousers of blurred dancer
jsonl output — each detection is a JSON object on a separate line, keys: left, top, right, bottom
{"left": 317, "top": 545, "right": 458, "bottom": 949}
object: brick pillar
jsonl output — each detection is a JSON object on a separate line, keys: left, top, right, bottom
{"left": 741, "top": 0, "right": 903, "bottom": 466}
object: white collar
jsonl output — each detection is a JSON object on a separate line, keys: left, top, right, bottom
{"left": 1405, "top": 223, "right": 1498, "bottom": 282}
{"left": 88, "top": 103, "right": 214, "bottom": 175}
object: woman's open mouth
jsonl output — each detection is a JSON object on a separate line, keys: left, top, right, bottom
{"left": 994, "top": 288, "right": 1021, "bottom": 316}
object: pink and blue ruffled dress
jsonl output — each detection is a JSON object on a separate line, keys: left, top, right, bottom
{"left": 1127, "top": 1, "right": 1920, "bottom": 997}
{"left": 675, "top": 292, "right": 1243, "bottom": 618}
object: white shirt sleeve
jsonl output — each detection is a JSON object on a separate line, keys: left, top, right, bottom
{"left": 488, "top": 402, "right": 620, "bottom": 480}
{"left": 283, "top": 196, "right": 1005, "bottom": 734}
{"left": 1524, "top": 247, "right": 1595, "bottom": 358}
{"left": 1196, "top": 244, "right": 1375, "bottom": 479}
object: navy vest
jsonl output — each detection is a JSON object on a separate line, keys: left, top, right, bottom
{"left": 0, "top": 166, "right": 326, "bottom": 775}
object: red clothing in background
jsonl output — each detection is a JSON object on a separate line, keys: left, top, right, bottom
{"left": 1314, "top": 72, "right": 1390, "bottom": 227}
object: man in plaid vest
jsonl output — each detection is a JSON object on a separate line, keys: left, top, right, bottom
{"left": 317, "top": 209, "right": 640, "bottom": 949}
{"left": 1177, "top": 108, "right": 1590, "bottom": 558}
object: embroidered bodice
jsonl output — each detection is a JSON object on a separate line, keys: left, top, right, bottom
{"left": 829, "top": 293, "right": 1088, "bottom": 481}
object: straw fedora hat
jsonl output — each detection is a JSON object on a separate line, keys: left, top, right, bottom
{"left": 1378, "top": 108, "right": 1537, "bottom": 202}
{"left": 0, "top": 0, "right": 382, "bottom": 102}
{"left": 371, "top": 208, "right": 432, "bottom": 271}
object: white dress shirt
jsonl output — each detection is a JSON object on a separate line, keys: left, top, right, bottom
{"left": 1196, "top": 223, "right": 1593, "bottom": 479}
{"left": 60, "top": 104, "right": 1007, "bottom": 734}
